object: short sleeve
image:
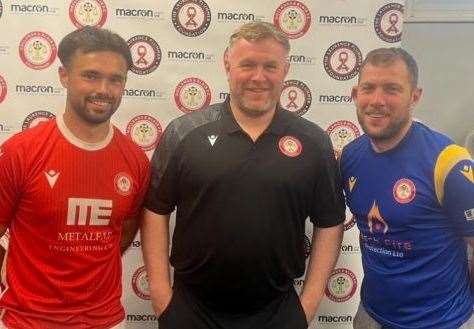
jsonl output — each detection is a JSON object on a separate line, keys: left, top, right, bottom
{"left": 0, "top": 140, "right": 24, "bottom": 227}
{"left": 144, "top": 123, "right": 181, "bottom": 215}
{"left": 310, "top": 134, "right": 346, "bottom": 227}
{"left": 434, "top": 145, "right": 474, "bottom": 236}
{"left": 127, "top": 157, "right": 151, "bottom": 219}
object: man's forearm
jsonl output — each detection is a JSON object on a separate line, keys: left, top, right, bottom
{"left": 120, "top": 218, "right": 139, "bottom": 254}
{"left": 300, "top": 223, "right": 344, "bottom": 323}
{"left": 141, "top": 209, "right": 173, "bottom": 315}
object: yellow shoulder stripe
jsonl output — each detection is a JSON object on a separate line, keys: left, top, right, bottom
{"left": 434, "top": 145, "right": 472, "bottom": 205}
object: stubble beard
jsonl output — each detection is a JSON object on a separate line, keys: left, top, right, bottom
{"left": 231, "top": 90, "right": 277, "bottom": 118}
{"left": 357, "top": 107, "right": 411, "bottom": 143}
{"left": 72, "top": 97, "right": 118, "bottom": 125}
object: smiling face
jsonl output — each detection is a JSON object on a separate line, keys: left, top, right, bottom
{"left": 224, "top": 37, "right": 289, "bottom": 118}
{"left": 59, "top": 50, "right": 128, "bottom": 126}
{"left": 352, "top": 59, "right": 422, "bottom": 151}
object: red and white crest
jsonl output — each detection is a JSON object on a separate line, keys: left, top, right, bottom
{"left": 114, "top": 172, "right": 133, "bottom": 196}
{"left": 174, "top": 77, "right": 211, "bottom": 113}
{"left": 393, "top": 178, "right": 416, "bottom": 204}
{"left": 69, "top": 0, "right": 107, "bottom": 28}
{"left": 22, "top": 110, "right": 55, "bottom": 130}
{"left": 325, "top": 268, "right": 357, "bottom": 303}
{"left": 326, "top": 120, "right": 360, "bottom": 159}
{"left": 278, "top": 136, "right": 303, "bottom": 158}
{"left": 19, "top": 31, "right": 57, "bottom": 70}
{"left": 273, "top": 1, "right": 311, "bottom": 39}
{"left": 132, "top": 266, "right": 150, "bottom": 300}
{"left": 126, "top": 115, "right": 162, "bottom": 152}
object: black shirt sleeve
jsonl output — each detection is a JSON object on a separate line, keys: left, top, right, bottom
{"left": 310, "top": 133, "right": 346, "bottom": 227}
{"left": 144, "top": 123, "right": 180, "bottom": 215}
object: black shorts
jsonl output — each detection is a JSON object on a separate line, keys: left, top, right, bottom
{"left": 158, "top": 283, "right": 308, "bottom": 329}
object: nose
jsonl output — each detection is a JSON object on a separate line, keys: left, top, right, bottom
{"left": 370, "top": 88, "right": 385, "bottom": 107}
{"left": 97, "top": 79, "right": 112, "bottom": 95}
{"left": 250, "top": 66, "right": 266, "bottom": 82}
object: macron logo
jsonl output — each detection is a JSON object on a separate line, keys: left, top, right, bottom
{"left": 208, "top": 134, "right": 218, "bottom": 146}
{"left": 348, "top": 176, "right": 356, "bottom": 192}
{"left": 460, "top": 165, "right": 474, "bottom": 184}
{"left": 45, "top": 170, "right": 60, "bottom": 188}
{"left": 465, "top": 209, "right": 474, "bottom": 221}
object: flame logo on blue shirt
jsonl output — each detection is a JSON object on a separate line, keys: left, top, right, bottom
{"left": 368, "top": 201, "right": 389, "bottom": 234}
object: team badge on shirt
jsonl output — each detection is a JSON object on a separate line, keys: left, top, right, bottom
{"left": 278, "top": 136, "right": 302, "bottom": 158}
{"left": 393, "top": 178, "right": 416, "bottom": 204}
{"left": 114, "top": 172, "right": 133, "bottom": 196}
{"left": 460, "top": 165, "right": 474, "bottom": 184}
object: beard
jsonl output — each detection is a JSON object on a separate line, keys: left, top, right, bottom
{"left": 230, "top": 87, "right": 279, "bottom": 118}
{"left": 71, "top": 94, "right": 118, "bottom": 125}
{"left": 357, "top": 108, "right": 411, "bottom": 143}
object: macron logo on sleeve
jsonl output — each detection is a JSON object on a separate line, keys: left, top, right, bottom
{"left": 208, "top": 135, "right": 218, "bottom": 146}
{"left": 465, "top": 209, "right": 474, "bottom": 221}
{"left": 460, "top": 165, "right": 474, "bottom": 184}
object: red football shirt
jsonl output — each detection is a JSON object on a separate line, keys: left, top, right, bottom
{"left": 0, "top": 117, "right": 150, "bottom": 328}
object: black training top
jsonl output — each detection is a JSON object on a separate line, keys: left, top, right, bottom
{"left": 145, "top": 99, "right": 345, "bottom": 313}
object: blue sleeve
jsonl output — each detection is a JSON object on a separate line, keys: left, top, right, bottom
{"left": 442, "top": 158, "right": 474, "bottom": 236}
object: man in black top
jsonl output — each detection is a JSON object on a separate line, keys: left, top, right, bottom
{"left": 141, "top": 21, "right": 345, "bottom": 329}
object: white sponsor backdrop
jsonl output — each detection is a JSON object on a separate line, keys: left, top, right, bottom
{"left": 0, "top": 0, "right": 404, "bottom": 327}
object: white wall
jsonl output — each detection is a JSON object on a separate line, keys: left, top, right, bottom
{"left": 402, "top": 22, "right": 474, "bottom": 144}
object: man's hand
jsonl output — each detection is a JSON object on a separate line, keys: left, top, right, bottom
{"left": 299, "top": 295, "right": 316, "bottom": 323}
{"left": 151, "top": 287, "right": 173, "bottom": 316}
{"left": 141, "top": 209, "right": 173, "bottom": 316}
{"left": 299, "top": 224, "right": 343, "bottom": 324}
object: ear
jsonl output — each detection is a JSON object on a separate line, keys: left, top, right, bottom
{"left": 283, "top": 60, "right": 290, "bottom": 78}
{"left": 58, "top": 66, "right": 68, "bottom": 89}
{"left": 223, "top": 48, "right": 231, "bottom": 76}
{"left": 351, "top": 86, "right": 358, "bottom": 103}
{"left": 410, "top": 87, "right": 422, "bottom": 109}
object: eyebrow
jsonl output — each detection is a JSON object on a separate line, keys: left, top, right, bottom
{"left": 82, "top": 70, "right": 125, "bottom": 79}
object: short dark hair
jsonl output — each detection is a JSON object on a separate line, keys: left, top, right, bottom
{"left": 228, "top": 21, "right": 290, "bottom": 53}
{"left": 359, "top": 47, "right": 419, "bottom": 88}
{"left": 58, "top": 26, "right": 132, "bottom": 69}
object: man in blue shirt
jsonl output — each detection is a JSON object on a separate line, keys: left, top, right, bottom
{"left": 341, "top": 47, "right": 474, "bottom": 329}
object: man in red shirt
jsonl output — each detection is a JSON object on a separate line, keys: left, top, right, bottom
{"left": 0, "top": 26, "right": 150, "bottom": 328}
